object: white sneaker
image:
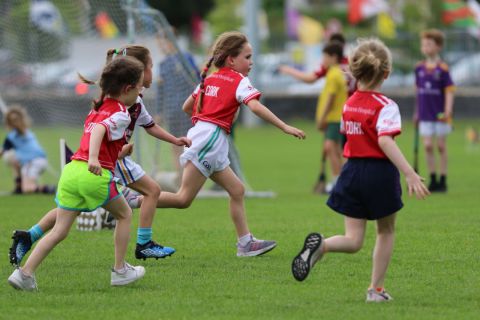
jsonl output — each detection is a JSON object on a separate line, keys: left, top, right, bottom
{"left": 111, "top": 262, "right": 145, "bottom": 286}
{"left": 121, "top": 187, "right": 140, "bottom": 209}
{"left": 8, "top": 268, "right": 37, "bottom": 291}
{"left": 366, "top": 289, "right": 393, "bottom": 302}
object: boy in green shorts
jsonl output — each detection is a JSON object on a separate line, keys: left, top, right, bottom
{"left": 316, "top": 41, "right": 348, "bottom": 192}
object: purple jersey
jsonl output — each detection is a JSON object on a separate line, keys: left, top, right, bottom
{"left": 415, "top": 61, "right": 455, "bottom": 121}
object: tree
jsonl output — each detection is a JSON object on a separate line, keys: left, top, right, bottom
{"left": 145, "top": 0, "right": 215, "bottom": 29}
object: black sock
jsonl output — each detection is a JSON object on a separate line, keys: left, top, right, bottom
{"left": 430, "top": 173, "right": 437, "bottom": 185}
{"left": 439, "top": 175, "right": 446, "bottom": 186}
{"left": 14, "top": 177, "right": 22, "bottom": 194}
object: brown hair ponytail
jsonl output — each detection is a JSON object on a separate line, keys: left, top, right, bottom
{"left": 195, "top": 56, "right": 214, "bottom": 114}
{"left": 93, "top": 56, "right": 144, "bottom": 110}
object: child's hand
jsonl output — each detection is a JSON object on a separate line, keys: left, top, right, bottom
{"left": 176, "top": 137, "right": 192, "bottom": 147}
{"left": 405, "top": 172, "right": 430, "bottom": 199}
{"left": 118, "top": 143, "right": 134, "bottom": 159}
{"left": 316, "top": 119, "right": 327, "bottom": 131}
{"left": 88, "top": 158, "right": 102, "bottom": 176}
{"left": 283, "top": 125, "right": 306, "bottom": 139}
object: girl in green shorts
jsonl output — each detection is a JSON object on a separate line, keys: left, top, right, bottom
{"left": 8, "top": 56, "right": 147, "bottom": 291}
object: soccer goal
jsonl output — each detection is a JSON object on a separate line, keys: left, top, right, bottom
{"left": 0, "top": 0, "right": 275, "bottom": 198}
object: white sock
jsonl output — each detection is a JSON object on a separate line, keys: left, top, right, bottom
{"left": 238, "top": 233, "right": 252, "bottom": 246}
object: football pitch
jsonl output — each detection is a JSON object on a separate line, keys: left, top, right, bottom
{"left": 0, "top": 120, "right": 478, "bottom": 319}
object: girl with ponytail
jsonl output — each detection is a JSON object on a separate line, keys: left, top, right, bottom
{"left": 8, "top": 45, "right": 191, "bottom": 268}
{"left": 292, "top": 39, "right": 429, "bottom": 302}
{"left": 137, "top": 31, "right": 306, "bottom": 257}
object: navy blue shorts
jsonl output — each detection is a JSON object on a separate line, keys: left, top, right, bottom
{"left": 327, "top": 158, "right": 403, "bottom": 220}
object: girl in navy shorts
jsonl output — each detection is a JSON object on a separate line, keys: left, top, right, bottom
{"left": 291, "top": 38, "right": 430, "bottom": 302}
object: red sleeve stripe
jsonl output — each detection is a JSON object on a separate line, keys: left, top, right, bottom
{"left": 378, "top": 129, "right": 401, "bottom": 137}
{"left": 243, "top": 92, "right": 261, "bottom": 104}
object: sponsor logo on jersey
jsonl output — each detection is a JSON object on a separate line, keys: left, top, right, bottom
{"left": 205, "top": 85, "right": 220, "bottom": 97}
{"left": 344, "top": 121, "right": 364, "bottom": 135}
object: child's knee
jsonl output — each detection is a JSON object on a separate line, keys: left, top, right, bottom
{"left": 424, "top": 143, "right": 434, "bottom": 153}
{"left": 229, "top": 183, "right": 245, "bottom": 199}
{"left": 144, "top": 183, "right": 161, "bottom": 199}
{"left": 114, "top": 207, "right": 133, "bottom": 221}
{"left": 177, "top": 197, "right": 193, "bottom": 209}
{"left": 437, "top": 143, "right": 447, "bottom": 154}
{"left": 349, "top": 238, "right": 364, "bottom": 253}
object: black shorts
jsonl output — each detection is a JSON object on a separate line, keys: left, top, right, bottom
{"left": 327, "top": 158, "right": 403, "bottom": 220}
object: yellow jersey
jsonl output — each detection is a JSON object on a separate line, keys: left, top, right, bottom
{"left": 315, "top": 64, "right": 347, "bottom": 123}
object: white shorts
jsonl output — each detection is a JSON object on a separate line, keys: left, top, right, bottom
{"left": 21, "top": 157, "right": 48, "bottom": 179}
{"left": 419, "top": 121, "right": 452, "bottom": 137}
{"left": 180, "top": 121, "right": 230, "bottom": 177}
{"left": 114, "top": 156, "right": 146, "bottom": 186}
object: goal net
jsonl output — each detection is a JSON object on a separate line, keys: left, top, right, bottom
{"left": 0, "top": 0, "right": 272, "bottom": 197}
{"left": 0, "top": 0, "right": 197, "bottom": 192}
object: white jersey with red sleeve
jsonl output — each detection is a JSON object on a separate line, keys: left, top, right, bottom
{"left": 191, "top": 67, "right": 261, "bottom": 134}
{"left": 72, "top": 98, "right": 131, "bottom": 171}
{"left": 341, "top": 91, "right": 402, "bottom": 159}
{"left": 124, "top": 95, "right": 155, "bottom": 142}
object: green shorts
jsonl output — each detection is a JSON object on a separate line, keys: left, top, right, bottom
{"left": 55, "top": 160, "right": 120, "bottom": 212}
{"left": 325, "top": 122, "right": 343, "bottom": 143}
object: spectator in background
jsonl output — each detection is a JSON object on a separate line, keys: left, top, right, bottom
{"left": 0, "top": 106, "right": 55, "bottom": 194}
{"left": 157, "top": 30, "right": 200, "bottom": 186}
{"left": 414, "top": 29, "right": 455, "bottom": 192}
{"left": 279, "top": 34, "right": 352, "bottom": 193}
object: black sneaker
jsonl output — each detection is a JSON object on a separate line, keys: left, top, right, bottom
{"left": 292, "top": 233, "right": 324, "bottom": 281}
{"left": 135, "top": 241, "right": 175, "bottom": 260}
{"left": 9, "top": 230, "right": 32, "bottom": 266}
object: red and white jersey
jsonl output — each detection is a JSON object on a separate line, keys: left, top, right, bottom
{"left": 72, "top": 98, "right": 131, "bottom": 171}
{"left": 191, "top": 67, "right": 261, "bottom": 134}
{"left": 341, "top": 91, "right": 402, "bottom": 159}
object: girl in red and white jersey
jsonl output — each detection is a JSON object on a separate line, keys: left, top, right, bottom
{"left": 150, "top": 31, "right": 305, "bottom": 257}
{"left": 292, "top": 39, "right": 429, "bottom": 302}
{"left": 8, "top": 46, "right": 191, "bottom": 267}
{"left": 8, "top": 56, "right": 147, "bottom": 291}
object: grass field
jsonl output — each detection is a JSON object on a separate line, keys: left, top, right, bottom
{"left": 0, "top": 120, "right": 479, "bottom": 320}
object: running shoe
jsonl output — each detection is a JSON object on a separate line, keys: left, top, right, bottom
{"left": 135, "top": 240, "right": 176, "bottom": 260}
{"left": 291, "top": 232, "right": 324, "bottom": 281}
{"left": 9, "top": 230, "right": 32, "bottom": 266}
{"left": 366, "top": 288, "right": 393, "bottom": 302}
{"left": 237, "top": 237, "right": 277, "bottom": 257}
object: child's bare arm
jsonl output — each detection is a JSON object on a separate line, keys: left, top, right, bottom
{"left": 378, "top": 135, "right": 429, "bottom": 199}
{"left": 182, "top": 96, "right": 195, "bottom": 116}
{"left": 88, "top": 124, "right": 106, "bottom": 176}
{"left": 443, "top": 90, "right": 454, "bottom": 120}
{"left": 246, "top": 99, "right": 306, "bottom": 139}
{"left": 278, "top": 65, "right": 318, "bottom": 83}
{"left": 145, "top": 124, "right": 191, "bottom": 147}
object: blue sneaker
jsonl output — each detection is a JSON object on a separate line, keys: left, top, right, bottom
{"left": 135, "top": 240, "right": 175, "bottom": 260}
{"left": 9, "top": 230, "right": 32, "bottom": 267}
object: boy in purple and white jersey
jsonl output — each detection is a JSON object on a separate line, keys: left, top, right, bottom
{"left": 414, "top": 29, "right": 455, "bottom": 192}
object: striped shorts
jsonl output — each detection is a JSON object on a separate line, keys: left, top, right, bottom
{"left": 180, "top": 120, "right": 230, "bottom": 177}
{"left": 114, "top": 156, "right": 146, "bottom": 186}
